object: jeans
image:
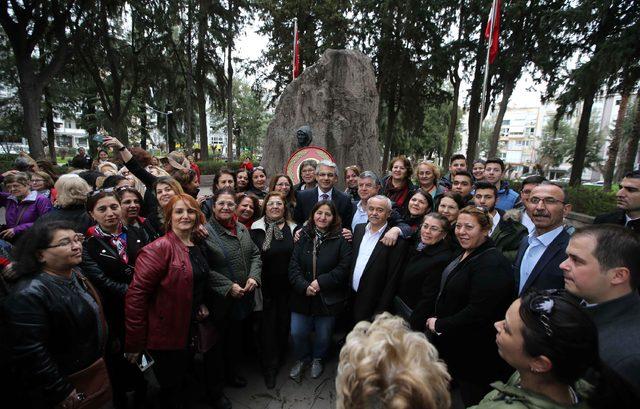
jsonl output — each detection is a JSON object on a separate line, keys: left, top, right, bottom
{"left": 290, "top": 312, "right": 335, "bottom": 361}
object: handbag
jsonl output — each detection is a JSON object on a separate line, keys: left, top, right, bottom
{"left": 191, "top": 320, "right": 218, "bottom": 353}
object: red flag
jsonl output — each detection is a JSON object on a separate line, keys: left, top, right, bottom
{"left": 484, "top": 0, "right": 501, "bottom": 64}
{"left": 293, "top": 20, "right": 301, "bottom": 79}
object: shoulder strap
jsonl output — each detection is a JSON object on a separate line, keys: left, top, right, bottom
{"left": 76, "top": 271, "right": 108, "bottom": 351}
{"left": 312, "top": 236, "right": 318, "bottom": 280}
{"left": 14, "top": 205, "right": 29, "bottom": 226}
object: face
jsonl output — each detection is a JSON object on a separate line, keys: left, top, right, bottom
{"left": 6, "top": 182, "right": 30, "bottom": 198}
{"left": 450, "top": 159, "right": 467, "bottom": 173}
{"left": 171, "top": 199, "right": 197, "bottom": 233}
{"left": 313, "top": 204, "right": 334, "bottom": 231}
{"left": 520, "top": 183, "right": 539, "bottom": 206}
{"left": 115, "top": 179, "right": 133, "bottom": 189}
{"left": 366, "top": 197, "right": 391, "bottom": 227}
{"left": 345, "top": 169, "right": 359, "bottom": 189}
{"left": 236, "top": 171, "right": 249, "bottom": 188}
{"left": 616, "top": 177, "right": 640, "bottom": 212}
{"left": 100, "top": 165, "right": 116, "bottom": 176}
{"left": 408, "top": 192, "right": 430, "bottom": 217}
{"left": 150, "top": 157, "right": 159, "bottom": 166}
{"left": 391, "top": 160, "right": 407, "bottom": 180}
{"left": 120, "top": 191, "right": 141, "bottom": 221}
{"left": 472, "top": 163, "right": 485, "bottom": 180}
{"left": 455, "top": 213, "right": 488, "bottom": 250}
{"left": 155, "top": 183, "right": 177, "bottom": 207}
{"left": 235, "top": 196, "right": 254, "bottom": 221}
{"left": 119, "top": 167, "right": 134, "bottom": 181}
{"left": 438, "top": 197, "right": 460, "bottom": 223}
{"left": 452, "top": 176, "right": 473, "bottom": 197}
{"left": 186, "top": 176, "right": 199, "bottom": 195}
{"left": 316, "top": 165, "right": 336, "bottom": 191}
{"left": 560, "top": 235, "right": 611, "bottom": 303}
{"left": 530, "top": 185, "right": 570, "bottom": 233}
{"left": 357, "top": 177, "right": 380, "bottom": 201}
{"left": 214, "top": 193, "right": 237, "bottom": 221}
{"left": 420, "top": 216, "right": 447, "bottom": 245}
{"left": 78, "top": 148, "right": 86, "bottom": 156}
{"left": 252, "top": 170, "right": 267, "bottom": 189}
{"left": 39, "top": 229, "right": 84, "bottom": 271}
{"left": 99, "top": 151, "right": 108, "bottom": 161}
{"left": 474, "top": 189, "right": 497, "bottom": 213}
{"left": 494, "top": 299, "right": 530, "bottom": 371}
{"left": 216, "top": 173, "right": 235, "bottom": 190}
{"left": 265, "top": 195, "right": 285, "bottom": 219}
{"left": 417, "top": 164, "right": 436, "bottom": 187}
{"left": 274, "top": 176, "right": 291, "bottom": 196}
{"left": 89, "top": 196, "right": 121, "bottom": 231}
{"left": 301, "top": 165, "right": 316, "bottom": 184}
{"left": 484, "top": 163, "right": 503, "bottom": 184}
{"left": 30, "top": 177, "right": 46, "bottom": 191}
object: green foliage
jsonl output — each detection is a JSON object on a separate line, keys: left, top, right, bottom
{"left": 538, "top": 118, "right": 603, "bottom": 170}
{"left": 195, "top": 159, "right": 246, "bottom": 175}
{"left": 565, "top": 186, "right": 617, "bottom": 217}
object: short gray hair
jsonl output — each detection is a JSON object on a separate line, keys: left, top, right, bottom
{"left": 359, "top": 171, "right": 381, "bottom": 186}
{"left": 318, "top": 159, "right": 338, "bottom": 172}
{"left": 368, "top": 195, "right": 392, "bottom": 210}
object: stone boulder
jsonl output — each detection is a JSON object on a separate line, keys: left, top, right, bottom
{"left": 260, "top": 49, "right": 381, "bottom": 186}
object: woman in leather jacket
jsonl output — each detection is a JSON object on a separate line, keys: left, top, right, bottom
{"left": 3, "top": 221, "right": 107, "bottom": 408}
{"left": 117, "top": 187, "right": 160, "bottom": 243}
{"left": 80, "top": 189, "right": 148, "bottom": 407}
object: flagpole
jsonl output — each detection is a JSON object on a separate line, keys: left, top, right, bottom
{"left": 478, "top": 0, "right": 497, "bottom": 150}
{"left": 292, "top": 18, "right": 297, "bottom": 81}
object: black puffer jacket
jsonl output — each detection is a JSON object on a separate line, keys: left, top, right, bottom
{"left": 288, "top": 227, "right": 352, "bottom": 316}
{"left": 3, "top": 270, "right": 104, "bottom": 407}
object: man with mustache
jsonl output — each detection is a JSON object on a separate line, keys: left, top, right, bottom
{"left": 594, "top": 170, "right": 640, "bottom": 232}
{"left": 513, "top": 182, "right": 572, "bottom": 295}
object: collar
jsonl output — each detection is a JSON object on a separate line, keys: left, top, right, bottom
{"left": 491, "top": 211, "right": 501, "bottom": 231}
{"left": 9, "top": 190, "right": 38, "bottom": 203}
{"left": 529, "top": 225, "right": 564, "bottom": 247}
{"left": 365, "top": 222, "right": 387, "bottom": 236}
{"left": 585, "top": 292, "right": 640, "bottom": 324}
{"left": 625, "top": 213, "right": 640, "bottom": 225}
{"left": 318, "top": 187, "right": 333, "bottom": 199}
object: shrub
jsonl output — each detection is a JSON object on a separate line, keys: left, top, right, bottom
{"left": 195, "top": 159, "right": 257, "bottom": 175}
{"left": 565, "top": 186, "right": 617, "bottom": 217}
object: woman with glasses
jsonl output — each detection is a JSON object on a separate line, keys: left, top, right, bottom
{"left": 294, "top": 160, "right": 317, "bottom": 192}
{"left": 415, "top": 161, "right": 444, "bottom": 201}
{"left": 0, "top": 171, "right": 52, "bottom": 242}
{"left": 235, "top": 192, "right": 261, "bottom": 229}
{"left": 250, "top": 192, "right": 298, "bottom": 389}
{"left": 202, "top": 187, "right": 262, "bottom": 397}
{"left": 248, "top": 167, "right": 269, "bottom": 200}
{"left": 81, "top": 189, "right": 149, "bottom": 407}
{"left": 3, "top": 221, "right": 109, "bottom": 408}
{"left": 415, "top": 206, "right": 514, "bottom": 406}
{"left": 269, "top": 173, "right": 296, "bottom": 216}
{"left": 29, "top": 170, "right": 56, "bottom": 201}
{"left": 382, "top": 213, "right": 454, "bottom": 320}
{"left": 117, "top": 187, "right": 160, "bottom": 242}
{"left": 471, "top": 290, "right": 640, "bottom": 408}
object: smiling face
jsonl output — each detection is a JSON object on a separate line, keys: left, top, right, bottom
{"left": 316, "top": 165, "right": 336, "bottom": 192}
{"left": 89, "top": 196, "right": 121, "bottom": 232}
{"left": 301, "top": 165, "right": 316, "bottom": 184}
{"left": 417, "top": 164, "right": 436, "bottom": 188}
{"left": 171, "top": 199, "right": 197, "bottom": 234}
{"left": 455, "top": 213, "right": 488, "bottom": 250}
{"left": 313, "top": 204, "right": 334, "bottom": 231}
{"left": 357, "top": 177, "right": 380, "bottom": 202}
{"left": 265, "top": 195, "right": 285, "bottom": 220}
{"left": 39, "top": 229, "right": 84, "bottom": 271}
{"left": 6, "top": 181, "right": 30, "bottom": 199}
{"left": 391, "top": 160, "right": 407, "bottom": 181}
{"left": 235, "top": 196, "right": 254, "bottom": 221}
{"left": 472, "top": 163, "right": 485, "bottom": 180}
{"left": 408, "top": 192, "right": 430, "bottom": 217}
{"left": 366, "top": 197, "right": 391, "bottom": 228}
{"left": 214, "top": 193, "right": 237, "bottom": 222}
{"left": 484, "top": 163, "right": 503, "bottom": 185}
{"left": 420, "top": 216, "right": 447, "bottom": 245}
{"left": 155, "top": 183, "right": 177, "bottom": 207}
{"left": 98, "top": 150, "right": 108, "bottom": 161}
{"left": 437, "top": 197, "right": 460, "bottom": 223}
{"left": 120, "top": 191, "right": 141, "bottom": 222}
{"left": 217, "top": 173, "right": 235, "bottom": 190}
{"left": 274, "top": 176, "right": 292, "bottom": 196}
{"left": 236, "top": 171, "right": 249, "bottom": 189}
{"left": 345, "top": 169, "right": 359, "bottom": 189}
{"left": 252, "top": 169, "right": 267, "bottom": 190}
{"left": 30, "top": 176, "right": 46, "bottom": 191}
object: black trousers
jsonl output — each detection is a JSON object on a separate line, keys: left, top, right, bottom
{"left": 209, "top": 316, "right": 246, "bottom": 395}
{"left": 260, "top": 291, "right": 290, "bottom": 372}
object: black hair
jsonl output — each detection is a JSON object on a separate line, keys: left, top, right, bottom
{"left": 485, "top": 157, "right": 505, "bottom": 172}
{"left": 116, "top": 186, "right": 143, "bottom": 204}
{"left": 452, "top": 170, "right": 473, "bottom": 182}
{"left": 78, "top": 170, "right": 105, "bottom": 190}
{"left": 213, "top": 168, "right": 236, "bottom": 190}
{"left": 474, "top": 181, "right": 498, "bottom": 197}
{"left": 450, "top": 154, "right": 466, "bottom": 164}
{"left": 409, "top": 189, "right": 434, "bottom": 215}
{"left": 624, "top": 170, "right": 640, "bottom": 179}
{"left": 248, "top": 167, "right": 268, "bottom": 191}
{"left": 86, "top": 190, "right": 120, "bottom": 213}
{"left": 102, "top": 175, "right": 128, "bottom": 189}
{"left": 537, "top": 181, "right": 569, "bottom": 203}
{"left": 11, "top": 221, "right": 76, "bottom": 278}
{"left": 439, "top": 191, "right": 465, "bottom": 210}
{"left": 573, "top": 224, "right": 640, "bottom": 289}
{"left": 308, "top": 200, "right": 342, "bottom": 234}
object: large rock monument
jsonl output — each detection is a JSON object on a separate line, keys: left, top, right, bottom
{"left": 261, "top": 49, "right": 381, "bottom": 185}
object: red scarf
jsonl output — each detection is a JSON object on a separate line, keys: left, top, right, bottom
{"left": 385, "top": 178, "right": 409, "bottom": 208}
{"left": 87, "top": 223, "right": 129, "bottom": 264}
{"left": 217, "top": 215, "right": 237, "bottom": 236}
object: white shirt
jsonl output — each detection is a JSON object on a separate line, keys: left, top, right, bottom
{"left": 518, "top": 225, "right": 564, "bottom": 294}
{"left": 521, "top": 211, "right": 536, "bottom": 235}
{"left": 625, "top": 214, "right": 640, "bottom": 226}
{"left": 351, "top": 201, "right": 368, "bottom": 231}
{"left": 352, "top": 223, "right": 387, "bottom": 292}
{"left": 317, "top": 188, "right": 333, "bottom": 202}
{"left": 490, "top": 211, "right": 501, "bottom": 236}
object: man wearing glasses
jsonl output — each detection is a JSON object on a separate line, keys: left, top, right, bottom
{"left": 514, "top": 182, "right": 572, "bottom": 295}
{"left": 293, "top": 160, "right": 353, "bottom": 229}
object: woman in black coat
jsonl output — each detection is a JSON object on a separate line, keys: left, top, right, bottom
{"left": 413, "top": 206, "right": 514, "bottom": 407}
{"left": 81, "top": 190, "right": 148, "bottom": 407}
{"left": 288, "top": 200, "right": 351, "bottom": 383}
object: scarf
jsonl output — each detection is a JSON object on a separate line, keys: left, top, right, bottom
{"left": 313, "top": 227, "right": 329, "bottom": 253}
{"left": 87, "top": 223, "right": 129, "bottom": 264}
{"left": 217, "top": 215, "right": 237, "bottom": 236}
{"left": 262, "top": 216, "right": 285, "bottom": 252}
{"left": 385, "top": 178, "right": 409, "bottom": 208}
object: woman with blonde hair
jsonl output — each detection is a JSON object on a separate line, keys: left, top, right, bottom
{"left": 336, "top": 312, "right": 451, "bottom": 409}
{"left": 35, "top": 174, "right": 94, "bottom": 233}
{"left": 416, "top": 161, "right": 444, "bottom": 201}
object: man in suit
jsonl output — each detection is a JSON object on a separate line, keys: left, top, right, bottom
{"left": 474, "top": 182, "right": 528, "bottom": 263}
{"left": 594, "top": 170, "right": 640, "bottom": 232}
{"left": 294, "top": 160, "right": 354, "bottom": 229}
{"left": 514, "top": 182, "right": 572, "bottom": 295}
{"left": 350, "top": 195, "right": 404, "bottom": 323}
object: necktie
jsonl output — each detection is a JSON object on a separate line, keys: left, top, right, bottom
{"left": 321, "top": 193, "right": 329, "bottom": 201}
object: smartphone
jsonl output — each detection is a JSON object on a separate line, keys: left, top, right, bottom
{"left": 92, "top": 134, "right": 104, "bottom": 143}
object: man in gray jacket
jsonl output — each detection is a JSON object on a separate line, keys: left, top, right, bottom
{"left": 560, "top": 224, "right": 640, "bottom": 389}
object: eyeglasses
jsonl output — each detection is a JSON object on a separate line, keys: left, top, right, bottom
{"left": 421, "top": 224, "right": 443, "bottom": 233}
{"left": 30, "top": 179, "right": 45, "bottom": 183}
{"left": 530, "top": 197, "right": 565, "bottom": 206}
{"left": 215, "top": 201, "right": 236, "bottom": 208}
{"left": 87, "top": 188, "right": 115, "bottom": 197}
{"left": 528, "top": 289, "right": 562, "bottom": 337}
{"left": 46, "top": 233, "right": 85, "bottom": 248}
{"left": 266, "top": 201, "right": 284, "bottom": 207}
{"left": 275, "top": 182, "right": 291, "bottom": 187}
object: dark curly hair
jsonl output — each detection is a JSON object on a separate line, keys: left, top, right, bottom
{"left": 12, "top": 221, "right": 77, "bottom": 278}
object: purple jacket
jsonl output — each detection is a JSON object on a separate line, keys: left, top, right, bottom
{"left": 1, "top": 190, "right": 53, "bottom": 235}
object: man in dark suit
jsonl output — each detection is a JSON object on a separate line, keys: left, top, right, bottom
{"left": 294, "top": 160, "right": 354, "bottom": 229}
{"left": 594, "top": 170, "right": 640, "bottom": 232}
{"left": 350, "top": 195, "right": 404, "bottom": 323}
{"left": 514, "top": 182, "right": 572, "bottom": 295}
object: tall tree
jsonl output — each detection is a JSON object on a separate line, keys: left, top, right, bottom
{"left": 618, "top": 89, "right": 640, "bottom": 178}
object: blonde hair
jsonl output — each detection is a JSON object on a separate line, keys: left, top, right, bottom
{"left": 54, "top": 174, "right": 91, "bottom": 207}
{"left": 416, "top": 161, "right": 441, "bottom": 182}
{"left": 98, "top": 161, "right": 118, "bottom": 176}
{"left": 336, "top": 313, "right": 451, "bottom": 409}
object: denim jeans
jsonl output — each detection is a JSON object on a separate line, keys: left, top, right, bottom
{"left": 290, "top": 312, "right": 336, "bottom": 361}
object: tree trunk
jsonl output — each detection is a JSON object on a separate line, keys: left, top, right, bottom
{"left": 488, "top": 79, "right": 515, "bottom": 158}
{"left": 140, "top": 106, "right": 148, "bottom": 150}
{"left": 43, "top": 88, "right": 57, "bottom": 163}
{"left": 167, "top": 105, "right": 176, "bottom": 152}
{"left": 19, "top": 82, "right": 46, "bottom": 159}
{"left": 86, "top": 100, "right": 98, "bottom": 157}
{"left": 444, "top": 71, "right": 461, "bottom": 167}
{"left": 196, "top": 0, "right": 209, "bottom": 160}
{"left": 466, "top": 19, "right": 488, "bottom": 166}
{"left": 569, "top": 87, "right": 597, "bottom": 186}
{"left": 602, "top": 90, "right": 630, "bottom": 191}
{"left": 381, "top": 94, "right": 397, "bottom": 172}
{"left": 619, "top": 89, "right": 640, "bottom": 178}
{"left": 226, "top": 1, "right": 234, "bottom": 163}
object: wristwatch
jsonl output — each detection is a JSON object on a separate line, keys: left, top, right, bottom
{"left": 118, "top": 146, "right": 126, "bottom": 152}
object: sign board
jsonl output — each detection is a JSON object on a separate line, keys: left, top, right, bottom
{"left": 285, "top": 146, "right": 335, "bottom": 185}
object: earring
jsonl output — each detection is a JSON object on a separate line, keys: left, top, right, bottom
{"left": 530, "top": 367, "right": 539, "bottom": 373}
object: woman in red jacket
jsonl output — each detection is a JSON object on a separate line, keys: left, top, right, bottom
{"left": 124, "top": 194, "right": 221, "bottom": 409}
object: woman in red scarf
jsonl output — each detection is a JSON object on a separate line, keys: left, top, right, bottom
{"left": 382, "top": 155, "right": 417, "bottom": 215}
{"left": 235, "top": 192, "right": 261, "bottom": 229}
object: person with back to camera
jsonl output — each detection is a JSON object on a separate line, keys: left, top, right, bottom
{"left": 35, "top": 174, "right": 94, "bottom": 233}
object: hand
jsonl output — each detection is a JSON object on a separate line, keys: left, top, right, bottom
{"left": 294, "top": 229, "right": 301, "bottom": 242}
{"left": 197, "top": 195, "right": 210, "bottom": 205}
{"left": 244, "top": 278, "right": 258, "bottom": 293}
{"left": 192, "top": 224, "right": 209, "bottom": 240}
{"left": 426, "top": 317, "right": 438, "bottom": 333}
{"left": 310, "top": 279, "right": 320, "bottom": 292}
{"left": 229, "top": 283, "right": 245, "bottom": 298}
{"left": 306, "top": 285, "right": 318, "bottom": 296}
{"left": 196, "top": 304, "right": 209, "bottom": 321}
{"left": 103, "top": 135, "right": 124, "bottom": 150}
{"left": 0, "top": 228, "right": 15, "bottom": 239}
{"left": 1, "top": 170, "right": 18, "bottom": 177}
{"left": 381, "top": 227, "right": 401, "bottom": 247}
{"left": 341, "top": 228, "right": 353, "bottom": 242}
{"left": 124, "top": 352, "right": 140, "bottom": 365}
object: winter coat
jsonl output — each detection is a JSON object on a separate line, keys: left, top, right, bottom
{"left": 0, "top": 190, "right": 52, "bottom": 237}
{"left": 491, "top": 210, "right": 529, "bottom": 263}
{"left": 34, "top": 204, "right": 94, "bottom": 233}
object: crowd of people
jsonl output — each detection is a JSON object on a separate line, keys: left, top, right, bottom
{"left": 0, "top": 144, "right": 639, "bottom": 409}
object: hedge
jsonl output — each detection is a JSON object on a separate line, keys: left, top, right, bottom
{"left": 195, "top": 159, "right": 256, "bottom": 175}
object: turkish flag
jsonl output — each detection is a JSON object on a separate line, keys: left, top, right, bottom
{"left": 484, "top": 0, "right": 501, "bottom": 64}
{"left": 293, "top": 20, "right": 301, "bottom": 79}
